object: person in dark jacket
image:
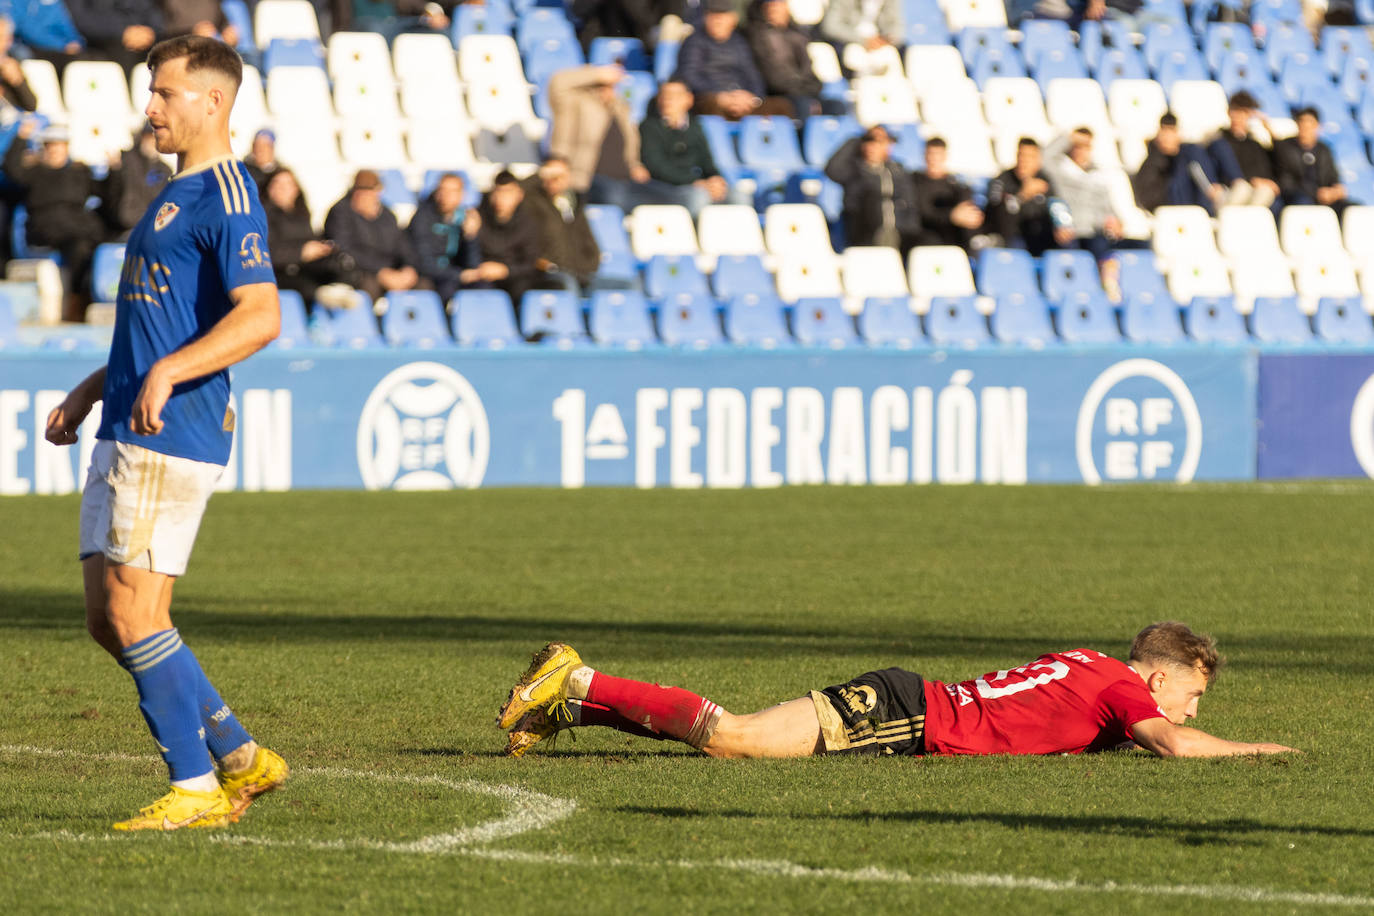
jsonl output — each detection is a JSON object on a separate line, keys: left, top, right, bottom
{"left": 911, "top": 137, "right": 985, "bottom": 249}
{"left": 323, "top": 168, "right": 430, "bottom": 303}
{"left": 158, "top": 0, "right": 239, "bottom": 46}
{"left": 677, "top": 0, "right": 791, "bottom": 119}
{"left": 1131, "top": 112, "right": 1226, "bottom": 215}
{"left": 519, "top": 156, "right": 602, "bottom": 292}
{"left": 569, "top": 0, "right": 676, "bottom": 51}
{"left": 475, "top": 170, "right": 556, "bottom": 324}
{"left": 242, "top": 129, "right": 280, "bottom": 198}
{"left": 407, "top": 171, "right": 481, "bottom": 303}
{"left": 1273, "top": 106, "right": 1351, "bottom": 213}
{"left": 744, "top": 0, "right": 837, "bottom": 118}
{"left": 64, "top": 0, "right": 161, "bottom": 73}
{"left": 824, "top": 124, "right": 920, "bottom": 253}
{"left": 263, "top": 167, "right": 358, "bottom": 311}
{"left": 1206, "top": 91, "right": 1278, "bottom": 210}
{"left": 102, "top": 124, "right": 172, "bottom": 237}
{"left": 3, "top": 120, "right": 109, "bottom": 320}
{"left": 638, "top": 79, "right": 733, "bottom": 216}
{"left": 985, "top": 137, "right": 1073, "bottom": 255}
{"left": 0, "top": 16, "right": 37, "bottom": 111}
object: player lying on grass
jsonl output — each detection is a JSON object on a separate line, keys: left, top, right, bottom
{"left": 496, "top": 622, "right": 1297, "bottom": 759}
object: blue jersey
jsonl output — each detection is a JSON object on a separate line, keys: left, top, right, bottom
{"left": 99, "top": 157, "right": 277, "bottom": 466}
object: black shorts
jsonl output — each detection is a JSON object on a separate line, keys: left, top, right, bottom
{"left": 812, "top": 667, "right": 928, "bottom": 756}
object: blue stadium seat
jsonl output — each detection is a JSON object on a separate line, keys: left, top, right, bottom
{"left": 589, "top": 289, "right": 659, "bottom": 348}
{"left": 617, "top": 70, "right": 658, "bottom": 122}
{"left": 221, "top": 0, "right": 256, "bottom": 53}
{"left": 1359, "top": 0, "right": 1374, "bottom": 26}
{"left": 976, "top": 248, "right": 1038, "bottom": 299}
{"left": 377, "top": 168, "right": 416, "bottom": 212}
{"left": 925, "top": 295, "right": 990, "bottom": 348}
{"left": 453, "top": 4, "right": 514, "bottom": 40}
{"left": 10, "top": 205, "right": 58, "bottom": 263}
{"left": 1041, "top": 250, "right": 1101, "bottom": 303}
{"left": 724, "top": 292, "right": 794, "bottom": 348}
{"left": 1057, "top": 291, "right": 1122, "bottom": 344}
{"left": 453, "top": 289, "right": 523, "bottom": 348}
{"left": 1251, "top": 0, "right": 1304, "bottom": 29}
{"left": 1264, "top": 23, "right": 1316, "bottom": 74}
{"left": 802, "top": 115, "right": 864, "bottom": 168}
{"left": 381, "top": 290, "right": 455, "bottom": 348}
{"left": 1116, "top": 249, "right": 1172, "bottom": 300}
{"left": 1155, "top": 49, "right": 1210, "bottom": 89}
{"left": 522, "top": 289, "right": 592, "bottom": 346}
{"left": 523, "top": 36, "right": 585, "bottom": 86}
{"left": 1078, "top": 20, "right": 1134, "bottom": 70}
{"left": 1122, "top": 291, "right": 1185, "bottom": 344}
{"left": 888, "top": 122, "right": 926, "bottom": 171}
{"left": 90, "top": 243, "right": 125, "bottom": 302}
{"left": 904, "top": 1, "right": 951, "bottom": 45}
{"left": 792, "top": 296, "right": 858, "bottom": 348}
{"left": 1248, "top": 79, "right": 1292, "bottom": 119}
{"left": 1338, "top": 54, "right": 1373, "bottom": 104}
{"left": 273, "top": 289, "right": 311, "bottom": 348}
{"left": 595, "top": 250, "right": 642, "bottom": 287}
{"left": 1280, "top": 53, "right": 1333, "bottom": 103}
{"left": 1203, "top": 22, "right": 1259, "bottom": 72}
{"left": 658, "top": 292, "right": 724, "bottom": 348}
{"left": 1250, "top": 295, "right": 1313, "bottom": 344}
{"left": 1142, "top": 0, "right": 1188, "bottom": 24}
{"left": 586, "top": 204, "right": 632, "bottom": 258}
{"left": 1323, "top": 25, "right": 1374, "bottom": 74}
{"left": 1019, "top": 20, "right": 1075, "bottom": 68}
{"left": 738, "top": 115, "right": 806, "bottom": 170}
{"left": 858, "top": 296, "right": 923, "bottom": 347}
{"left": 1143, "top": 23, "right": 1196, "bottom": 71}
{"left": 263, "top": 38, "right": 324, "bottom": 70}
{"left": 589, "top": 36, "right": 651, "bottom": 71}
{"left": 712, "top": 254, "right": 774, "bottom": 299}
{"left": 0, "top": 290, "right": 17, "bottom": 348}
{"left": 317, "top": 293, "right": 384, "bottom": 349}
{"left": 1183, "top": 295, "right": 1247, "bottom": 343}
{"left": 1216, "top": 55, "right": 1270, "bottom": 96}
{"left": 972, "top": 49, "right": 1028, "bottom": 88}
{"left": 1030, "top": 48, "right": 1087, "bottom": 92}
{"left": 958, "top": 27, "right": 1015, "bottom": 68}
{"left": 654, "top": 40, "right": 680, "bottom": 83}
{"left": 697, "top": 115, "right": 749, "bottom": 184}
{"left": 990, "top": 291, "right": 1057, "bottom": 347}
{"left": 1094, "top": 47, "right": 1149, "bottom": 90}
{"left": 1314, "top": 296, "right": 1374, "bottom": 343}
{"left": 644, "top": 254, "right": 710, "bottom": 299}
{"left": 515, "top": 7, "right": 576, "bottom": 53}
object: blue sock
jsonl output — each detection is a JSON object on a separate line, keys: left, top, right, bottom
{"left": 189, "top": 658, "right": 254, "bottom": 762}
{"left": 122, "top": 629, "right": 214, "bottom": 781}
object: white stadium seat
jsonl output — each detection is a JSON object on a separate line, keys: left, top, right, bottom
{"left": 392, "top": 33, "right": 460, "bottom": 86}
{"left": 630, "top": 205, "right": 699, "bottom": 258}
{"left": 339, "top": 120, "right": 409, "bottom": 168}
{"left": 1104, "top": 169, "right": 1152, "bottom": 240}
{"left": 854, "top": 76, "right": 918, "bottom": 126}
{"left": 466, "top": 80, "right": 537, "bottom": 133}
{"left": 941, "top": 127, "right": 1000, "bottom": 177}
{"left": 1228, "top": 252, "right": 1295, "bottom": 314}
{"left": 20, "top": 58, "right": 63, "bottom": 116}
{"left": 1295, "top": 251, "right": 1360, "bottom": 311}
{"left": 776, "top": 251, "right": 844, "bottom": 302}
{"left": 919, "top": 77, "right": 981, "bottom": 129}
{"left": 457, "top": 35, "right": 526, "bottom": 85}
{"left": 408, "top": 119, "right": 476, "bottom": 169}
{"left": 333, "top": 72, "right": 401, "bottom": 120}
{"left": 841, "top": 246, "right": 910, "bottom": 313}
{"left": 66, "top": 113, "right": 132, "bottom": 166}
{"left": 944, "top": 0, "right": 1008, "bottom": 30}
{"left": 254, "top": 0, "right": 322, "bottom": 46}
{"left": 764, "top": 203, "right": 834, "bottom": 256}
{"left": 1340, "top": 205, "right": 1374, "bottom": 263}
{"left": 905, "top": 46, "right": 966, "bottom": 103}
{"left": 401, "top": 79, "right": 468, "bottom": 121}
{"left": 1151, "top": 205, "right": 1218, "bottom": 267}
{"left": 1107, "top": 79, "right": 1168, "bottom": 143}
{"left": 908, "top": 245, "right": 976, "bottom": 310}
{"left": 266, "top": 66, "right": 334, "bottom": 120}
{"left": 326, "top": 31, "right": 392, "bottom": 82}
{"left": 789, "top": 0, "right": 827, "bottom": 25}
{"left": 1280, "top": 205, "right": 1343, "bottom": 262}
{"left": 806, "top": 42, "right": 844, "bottom": 86}
{"left": 63, "top": 61, "right": 132, "bottom": 120}
{"left": 1217, "top": 206, "right": 1283, "bottom": 260}
{"left": 697, "top": 205, "right": 767, "bottom": 259}
{"left": 982, "top": 78, "right": 1052, "bottom": 139}
{"left": 1045, "top": 79, "right": 1113, "bottom": 137}
{"left": 1168, "top": 80, "right": 1229, "bottom": 144}
{"left": 1167, "top": 251, "right": 1232, "bottom": 304}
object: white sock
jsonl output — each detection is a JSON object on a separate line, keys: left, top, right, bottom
{"left": 567, "top": 665, "right": 595, "bottom": 701}
{"left": 172, "top": 771, "right": 221, "bottom": 794}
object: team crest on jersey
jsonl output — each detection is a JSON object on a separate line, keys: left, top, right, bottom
{"left": 239, "top": 232, "right": 270, "bottom": 269}
{"left": 154, "top": 202, "right": 180, "bottom": 231}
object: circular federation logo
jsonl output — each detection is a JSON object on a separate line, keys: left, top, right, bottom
{"left": 1349, "top": 374, "right": 1374, "bottom": 479}
{"left": 1075, "top": 359, "right": 1202, "bottom": 484}
{"left": 356, "top": 362, "right": 490, "bottom": 490}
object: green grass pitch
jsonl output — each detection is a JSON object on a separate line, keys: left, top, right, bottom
{"left": 2, "top": 484, "right": 1373, "bottom": 913}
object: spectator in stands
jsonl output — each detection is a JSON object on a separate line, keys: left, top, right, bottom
{"left": 407, "top": 171, "right": 482, "bottom": 303}
{"left": 549, "top": 64, "right": 651, "bottom": 210}
{"left": 157, "top": 0, "right": 238, "bottom": 45}
{"left": 324, "top": 169, "right": 430, "bottom": 303}
{"left": 985, "top": 138, "right": 1073, "bottom": 256}
{"left": 263, "top": 167, "right": 360, "bottom": 312}
{"left": 1131, "top": 113, "right": 1227, "bottom": 215}
{"left": 65, "top": 1, "right": 161, "bottom": 74}
{"left": 817, "top": 0, "right": 903, "bottom": 77}
{"left": 638, "top": 78, "right": 734, "bottom": 216}
{"left": 243, "top": 129, "right": 281, "bottom": 197}
{"left": 519, "top": 156, "right": 603, "bottom": 293}
{"left": 1273, "top": 106, "right": 1351, "bottom": 214}
{"left": 824, "top": 124, "right": 921, "bottom": 254}
{"left": 0, "top": 17, "right": 37, "bottom": 111}
{"left": 103, "top": 123, "right": 172, "bottom": 238}
{"left": 1043, "top": 127, "right": 1128, "bottom": 284}
{"left": 570, "top": 0, "right": 675, "bottom": 52}
{"left": 347, "top": 1, "right": 453, "bottom": 41}
{"left": 3, "top": 122, "right": 109, "bottom": 320}
{"left": 677, "top": 0, "right": 792, "bottom": 119}
{"left": 4, "top": 0, "right": 84, "bottom": 71}
{"left": 476, "top": 170, "right": 555, "bottom": 322}
{"left": 1206, "top": 91, "right": 1279, "bottom": 210}
{"left": 911, "top": 137, "right": 985, "bottom": 250}
{"left": 745, "top": 0, "right": 839, "bottom": 118}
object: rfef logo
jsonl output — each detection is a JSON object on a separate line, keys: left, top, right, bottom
{"left": 356, "top": 362, "right": 490, "bottom": 490}
{"left": 1075, "top": 359, "right": 1202, "bottom": 484}
{"left": 1349, "top": 374, "right": 1374, "bottom": 478}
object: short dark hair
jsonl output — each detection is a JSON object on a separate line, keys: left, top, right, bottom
{"left": 541, "top": 154, "right": 569, "bottom": 168}
{"left": 147, "top": 35, "right": 243, "bottom": 89}
{"left": 925, "top": 136, "right": 947, "bottom": 150}
{"left": 1228, "top": 90, "right": 1259, "bottom": 111}
{"left": 437, "top": 171, "right": 465, "bottom": 185}
{"left": 1293, "top": 105, "right": 1320, "bottom": 121}
{"left": 1159, "top": 112, "right": 1178, "bottom": 128}
{"left": 492, "top": 169, "right": 519, "bottom": 186}
{"left": 1130, "top": 622, "right": 1223, "bottom": 685}
{"left": 1017, "top": 136, "right": 1040, "bottom": 149}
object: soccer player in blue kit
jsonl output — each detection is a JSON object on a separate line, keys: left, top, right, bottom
{"left": 44, "top": 36, "right": 288, "bottom": 831}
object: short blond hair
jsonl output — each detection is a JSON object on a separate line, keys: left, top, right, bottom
{"left": 1129, "top": 622, "right": 1223, "bottom": 685}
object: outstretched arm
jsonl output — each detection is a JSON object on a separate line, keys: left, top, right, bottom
{"left": 45, "top": 366, "right": 107, "bottom": 446}
{"left": 1130, "top": 717, "right": 1297, "bottom": 758}
{"left": 130, "top": 282, "right": 280, "bottom": 436}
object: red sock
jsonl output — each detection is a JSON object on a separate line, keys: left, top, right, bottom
{"left": 575, "top": 701, "right": 661, "bottom": 740}
{"left": 585, "top": 673, "right": 722, "bottom": 747}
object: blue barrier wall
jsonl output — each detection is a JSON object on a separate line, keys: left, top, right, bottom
{"left": 1258, "top": 354, "right": 1374, "bottom": 479}
{"left": 0, "top": 348, "right": 1258, "bottom": 493}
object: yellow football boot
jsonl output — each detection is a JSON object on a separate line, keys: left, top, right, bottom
{"left": 503, "top": 705, "right": 568, "bottom": 758}
{"left": 218, "top": 746, "right": 290, "bottom": 818}
{"left": 112, "top": 785, "right": 234, "bottom": 831}
{"left": 496, "top": 642, "right": 582, "bottom": 730}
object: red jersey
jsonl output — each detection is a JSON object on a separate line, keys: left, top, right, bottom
{"left": 921, "top": 650, "right": 1167, "bottom": 756}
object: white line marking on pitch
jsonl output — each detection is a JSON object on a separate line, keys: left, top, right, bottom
{"left": 4, "top": 745, "right": 1371, "bottom": 909}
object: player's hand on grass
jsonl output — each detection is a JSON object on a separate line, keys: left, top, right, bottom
{"left": 131, "top": 365, "right": 174, "bottom": 436}
{"left": 1253, "top": 742, "right": 1300, "bottom": 754}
